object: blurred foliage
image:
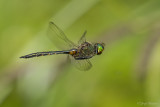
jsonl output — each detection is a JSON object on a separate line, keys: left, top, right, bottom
{"left": 0, "top": 0, "right": 160, "bottom": 107}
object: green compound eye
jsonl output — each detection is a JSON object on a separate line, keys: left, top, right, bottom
{"left": 97, "top": 43, "right": 104, "bottom": 55}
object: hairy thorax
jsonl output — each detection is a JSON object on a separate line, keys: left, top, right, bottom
{"left": 73, "top": 42, "right": 95, "bottom": 60}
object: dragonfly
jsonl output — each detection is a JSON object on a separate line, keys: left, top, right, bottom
{"left": 20, "top": 22, "right": 104, "bottom": 71}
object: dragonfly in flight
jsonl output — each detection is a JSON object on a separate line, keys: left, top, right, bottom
{"left": 20, "top": 22, "right": 104, "bottom": 71}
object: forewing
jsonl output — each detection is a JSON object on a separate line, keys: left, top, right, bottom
{"left": 78, "top": 30, "right": 87, "bottom": 45}
{"left": 69, "top": 56, "right": 92, "bottom": 71}
{"left": 47, "top": 22, "right": 76, "bottom": 50}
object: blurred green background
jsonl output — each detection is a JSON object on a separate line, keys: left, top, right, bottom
{"left": 0, "top": 0, "right": 160, "bottom": 107}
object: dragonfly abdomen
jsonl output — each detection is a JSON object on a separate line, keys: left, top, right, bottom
{"left": 20, "top": 51, "right": 70, "bottom": 59}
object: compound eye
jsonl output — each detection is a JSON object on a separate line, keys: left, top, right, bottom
{"left": 97, "top": 44, "right": 104, "bottom": 55}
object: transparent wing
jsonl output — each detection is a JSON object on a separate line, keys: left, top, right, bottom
{"left": 47, "top": 22, "right": 76, "bottom": 50}
{"left": 78, "top": 30, "right": 87, "bottom": 45}
{"left": 69, "top": 55, "right": 92, "bottom": 71}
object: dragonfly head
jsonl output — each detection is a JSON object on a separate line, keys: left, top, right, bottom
{"left": 95, "top": 43, "right": 105, "bottom": 55}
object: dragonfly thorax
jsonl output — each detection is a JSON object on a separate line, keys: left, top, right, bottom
{"left": 72, "top": 42, "right": 95, "bottom": 60}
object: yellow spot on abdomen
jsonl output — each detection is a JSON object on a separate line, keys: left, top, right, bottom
{"left": 69, "top": 50, "right": 76, "bottom": 55}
